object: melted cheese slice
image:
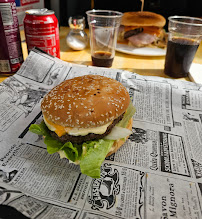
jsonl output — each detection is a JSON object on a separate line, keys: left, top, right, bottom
{"left": 44, "top": 116, "right": 111, "bottom": 137}
{"left": 44, "top": 116, "right": 69, "bottom": 137}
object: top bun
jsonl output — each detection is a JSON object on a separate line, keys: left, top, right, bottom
{"left": 41, "top": 75, "right": 130, "bottom": 128}
{"left": 121, "top": 11, "right": 166, "bottom": 27}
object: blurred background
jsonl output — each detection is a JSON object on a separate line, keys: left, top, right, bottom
{"left": 50, "top": 0, "right": 201, "bottom": 30}
{"left": 16, "top": 0, "right": 201, "bottom": 31}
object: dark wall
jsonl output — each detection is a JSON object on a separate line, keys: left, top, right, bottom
{"left": 45, "top": 0, "right": 202, "bottom": 29}
{"left": 57, "top": 0, "right": 92, "bottom": 27}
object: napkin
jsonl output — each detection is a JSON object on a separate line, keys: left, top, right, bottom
{"left": 188, "top": 63, "right": 202, "bottom": 84}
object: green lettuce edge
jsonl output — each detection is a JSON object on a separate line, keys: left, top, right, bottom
{"left": 29, "top": 102, "right": 135, "bottom": 178}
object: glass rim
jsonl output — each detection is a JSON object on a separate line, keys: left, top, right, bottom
{"left": 168, "top": 16, "right": 202, "bottom": 27}
{"left": 86, "top": 9, "right": 123, "bottom": 18}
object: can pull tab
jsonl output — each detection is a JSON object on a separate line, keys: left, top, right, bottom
{"left": 40, "top": 8, "right": 48, "bottom": 14}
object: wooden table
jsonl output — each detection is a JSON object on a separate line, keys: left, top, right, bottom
{"left": 1, "top": 26, "right": 202, "bottom": 83}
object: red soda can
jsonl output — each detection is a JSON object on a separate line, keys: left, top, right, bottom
{"left": 0, "top": 0, "right": 23, "bottom": 74}
{"left": 23, "top": 9, "right": 60, "bottom": 58}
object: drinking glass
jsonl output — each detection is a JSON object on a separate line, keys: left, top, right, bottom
{"left": 86, "top": 10, "right": 123, "bottom": 67}
{"left": 164, "top": 16, "right": 202, "bottom": 78}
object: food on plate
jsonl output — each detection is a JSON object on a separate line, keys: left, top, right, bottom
{"left": 118, "top": 11, "right": 167, "bottom": 48}
{"left": 29, "top": 75, "right": 136, "bottom": 178}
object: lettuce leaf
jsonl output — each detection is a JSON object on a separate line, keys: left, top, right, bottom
{"left": 44, "top": 136, "right": 64, "bottom": 154}
{"left": 29, "top": 101, "right": 136, "bottom": 178}
{"left": 104, "top": 126, "right": 132, "bottom": 140}
{"left": 29, "top": 121, "right": 50, "bottom": 136}
{"left": 61, "top": 142, "right": 80, "bottom": 162}
{"left": 29, "top": 122, "right": 113, "bottom": 178}
{"left": 80, "top": 139, "right": 114, "bottom": 178}
{"left": 117, "top": 101, "right": 136, "bottom": 128}
{"left": 29, "top": 122, "right": 81, "bottom": 161}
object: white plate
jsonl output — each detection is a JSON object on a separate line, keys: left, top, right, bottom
{"left": 116, "top": 43, "right": 166, "bottom": 56}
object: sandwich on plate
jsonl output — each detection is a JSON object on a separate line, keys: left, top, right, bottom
{"left": 29, "top": 75, "right": 136, "bottom": 178}
{"left": 118, "top": 11, "right": 167, "bottom": 48}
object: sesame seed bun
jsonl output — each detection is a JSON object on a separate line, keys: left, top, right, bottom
{"left": 106, "top": 118, "right": 133, "bottom": 157}
{"left": 41, "top": 75, "right": 130, "bottom": 129}
{"left": 121, "top": 11, "right": 166, "bottom": 27}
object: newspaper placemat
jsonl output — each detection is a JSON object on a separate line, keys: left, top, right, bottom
{"left": 189, "top": 63, "right": 202, "bottom": 84}
{"left": 0, "top": 48, "right": 202, "bottom": 219}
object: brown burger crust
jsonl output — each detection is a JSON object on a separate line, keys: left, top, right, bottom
{"left": 106, "top": 118, "right": 133, "bottom": 157}
{"left": 121, "top": 11, "right": 166, "bottom": 27}
{"left": 41, "top": 75, "right": 130, "bottom": 128}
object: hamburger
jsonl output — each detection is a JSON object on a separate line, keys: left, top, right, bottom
{"left": 118, "top": 11, "right": 167, "bottom": 48}
{"left": 29, "top": 75, "right": 136, "bottom": 178}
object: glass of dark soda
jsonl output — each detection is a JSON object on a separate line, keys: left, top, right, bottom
{"left": 164, "top": 16, "right": 202, "bottom": 78}
{"left": 86, "top": 10, "right": 123, "bottom": 67}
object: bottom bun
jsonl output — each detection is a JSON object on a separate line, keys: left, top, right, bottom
{"left": 106, "top": 118, "right": 133, "bottom": 157}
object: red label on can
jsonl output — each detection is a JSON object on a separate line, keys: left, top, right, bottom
{"left": 24, "top": 12, "right": 60, "bottom": 58}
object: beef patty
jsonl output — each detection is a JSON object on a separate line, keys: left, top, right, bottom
{"left": 50, "top": 113, "right": 124, "bottom": 144}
